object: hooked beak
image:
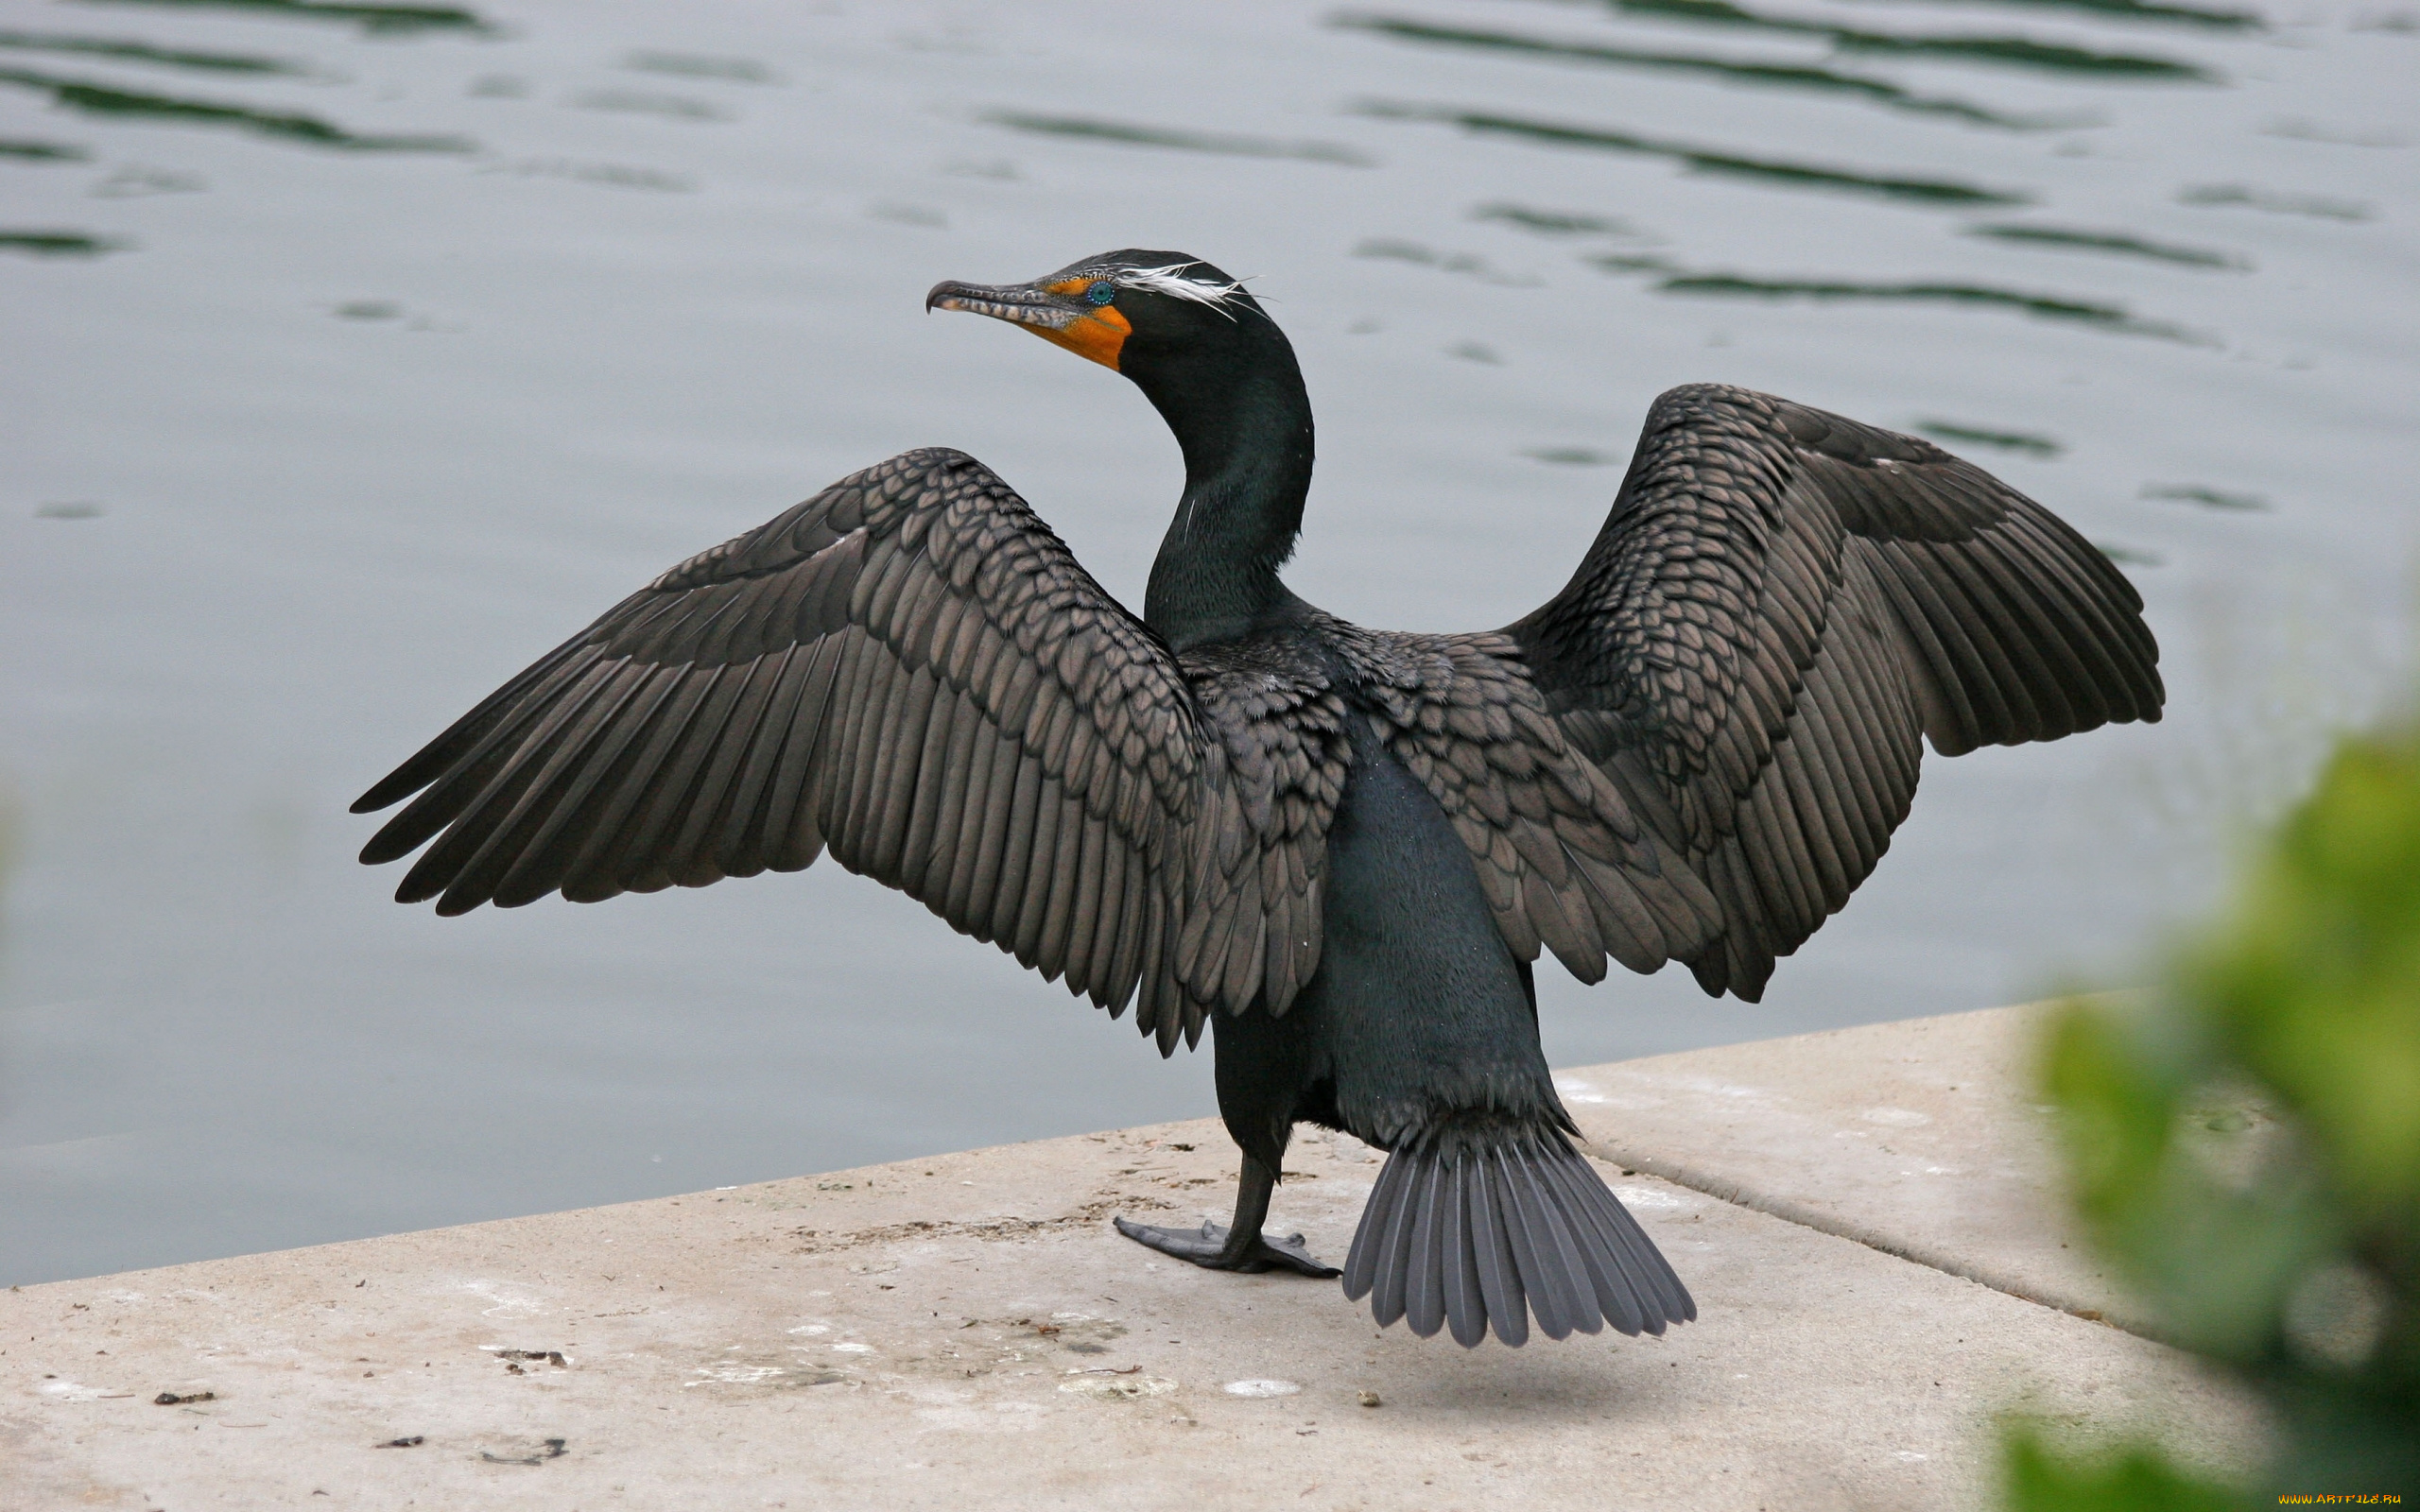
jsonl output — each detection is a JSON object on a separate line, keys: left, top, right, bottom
{"left": 926, "top": 277, "right": 1132, "bottom": 371}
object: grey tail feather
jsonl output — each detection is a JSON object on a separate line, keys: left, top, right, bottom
{"left": 1340, "top": 1127, "right": 1694, "bottom": 1348}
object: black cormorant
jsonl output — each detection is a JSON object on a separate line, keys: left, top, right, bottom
{"left": 353, "top": 250, "right": 2163, "bottom": 1348}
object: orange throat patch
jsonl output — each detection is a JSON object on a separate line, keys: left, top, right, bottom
{"left": 1029, "top": 305, "right": 1131, "bottom": 370}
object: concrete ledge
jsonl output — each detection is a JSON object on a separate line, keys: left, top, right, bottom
{"left": 1560, "top": 1003, "right": 2136, "bottom": 1328}
{"left": 2, "top": 1007, "right": 2262, "bottom": 1510}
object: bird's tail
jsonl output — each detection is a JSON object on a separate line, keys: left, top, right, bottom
{"left": 1340, "top": 1125, "right": 1695, "bottom": 1347}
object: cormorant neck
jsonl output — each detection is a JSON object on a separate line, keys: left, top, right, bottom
{"left": 1137, "top": 344, "right": 1314, "bottom": 652}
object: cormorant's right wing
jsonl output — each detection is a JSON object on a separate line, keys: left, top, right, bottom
{"left": 353, "top": 449, "right": 1341, "bottom": 1053}
{"left": 1505, "top": 385, "right": 2163, "bottom": 1001}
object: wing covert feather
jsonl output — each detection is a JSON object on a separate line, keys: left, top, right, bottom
{"left": 1340, "top": 627, "right": 1724, "bottom": 986}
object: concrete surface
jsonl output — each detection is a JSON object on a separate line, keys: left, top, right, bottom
{"left": 1556, "top": 1003, "right": 2135, "bottom": 1327}
{"left": 2, "top": 1005, "right": 2263, "bottom": 1511}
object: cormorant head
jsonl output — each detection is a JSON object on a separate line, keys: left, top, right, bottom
{"left": 925, "top": 249, "right": 1282, "bottom": 393}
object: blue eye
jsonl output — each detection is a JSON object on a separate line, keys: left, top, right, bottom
{"left": 1085, "top": 282, "right": 1116, "bottom": 306}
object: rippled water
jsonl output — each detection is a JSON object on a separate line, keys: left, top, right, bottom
{"left": 3, "top": 0, "right": 2412, "bottom": 1284}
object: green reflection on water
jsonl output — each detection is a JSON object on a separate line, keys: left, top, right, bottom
{"left": 1967, "top": 222, "right": 2246, "bottom": 269}
{"left": 2142, "top": 482, "right": 2269, "bottom": 510}
{"left": 481, "top": 158, "right": 696, "bottom": 193}
{"left": 1333, "top": 16, "right": 2069, "bottom": 129}
{"left": 1472, "top": 202, "right": 1641, "bottom": 237}
{"left": 0, "top": 68, "right": 475, "bottom": 152}
{"left": 1915, "top": 419, "right": 2066, "bottom": 457}
{"left": 571, "top": 90, "right": 730, "bottom": 123}
{"left": 0, "top": 28, "right": 309, "bottom": 75}
{"left": 0, "top": 138, "right": 92, "bottom": 160}
{"left": 1587, "top": 252, "right": 1685, "bottom": 273}
{"left": 980, "top": 110, "right": 1376, "bottom": 166}
{"left": 67, "top": 0, "right": 491, "bottom": 35}
{"left": 1353, "top": 238, "right": 1541, "bottom": 285}
{"left": 1364, "top": 101, "right": 2029, "bottom": 206}
{"left": 1843, "top": 0, "right": 2257, "bottom": 29}
{"left": 1655, "top": 272, "right": 2204, "bottom": 341}
{"left": 0, "top": 228, "right": 130, "bottom": 255}
{"left": 1594, "top": 0, "right": 2216, "bottom": 78}
{"left": 2180, "top": 182, "right": 2374, "bottom": 221}
{"left": 622, "top": 51, "right": 783, "bottom": 85}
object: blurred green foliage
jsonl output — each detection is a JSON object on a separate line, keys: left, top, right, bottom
{"left": 2005, "top": 1434, "right": 2251, "bottom": 1512}
{"left": 2013, "top": 722, "right": 2420, "bottom": 1506}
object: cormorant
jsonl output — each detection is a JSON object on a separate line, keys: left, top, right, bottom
{"left": 353, "top": 249, "right": 2163, "bottom": 1348}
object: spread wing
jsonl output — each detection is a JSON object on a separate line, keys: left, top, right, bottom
{"left": 1507, "top": 384, "right": 2164, "bottom": 1001}
{"left": 352, "top": 448, "right": 1343, "bottom": 1052}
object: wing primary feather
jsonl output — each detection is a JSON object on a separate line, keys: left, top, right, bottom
{"left": 1806, "top": 621, "right": 1895, "bottom": 852}
{"left": 1773, "top": 705, "right": 1852, "bottom": 909}
{"left": 1934, "top": 541, "right": 2075, "bottom": 736}
{"left": 353, "top": 638, "right": 590, "bottom": 816}
{"left": 1080, "top": 824, "right": 1129, "bottom": 1007}
{"left": 898, "top": 682, "right": 969, "bottom": 898}
{"left": 759, "top": 636, "right": 847, "bottom": 870}
{"left": 1133, "top": 891, "right": 1172, "bottom": 1038}
{"left": 1901, "top": 541, "right": 2039, "bottom": 738}
{"left": 402, "top": 657, "right": 627, "bottom": 908}
{"left": 1155, "top": 991, "right": 1184, "bottom": 1056}
{"left": 830, "top": 633, "right": 897, "bottom": 863}
{"left": 963, "top": 736, "right": 1028, "bottom": 936}
{"left": 1971, "top": 529, "right": 2118, "bottom": 730}
{"left": 441, "top": 658, "right": 658, "bottom": 910}
{"left": 715, "top": 644, "right": 814, "bottom": 873}
{"left": 362, "top": 648, "right": 605, "bottom": 866}
{"left": 1057, "top": 811, "right": 1107, "bottom": 992}
{"left": 1008, "top": 767, "right": 1062, "bottom": 969}
{"left": 1032, "top": 786, "right": 1085, "bottom": 981}
{"left": 841, "top": 647, "right": 913, "bottom": 869}
{"left": 1738, "top": 778, "right": 1815, "bottom": 935}
{"left": 1857, "top": 543, "right": 1985, "bottom": 751}
{"left": 528, "top": 663, "right": 694, "bottom": 902}
{"left": 946, "top": 722, "right": 1012, "bottom": 934}
{"left": 488, "top": 661, "right": 680, "bottom": 906}
{"left": 622, "top": 663, "right": 752, "bottom": 890}
{"left": 801, "top": 632, "right": 868, "bottom": 851}
{"left": 666, "top": 649, "right": 795, "bottom": 881}
{"left": 561, "top": 668, "right": 725, "bottom": 901}
{"left": 869, "top": 665, "right": 943, "bottom": 881}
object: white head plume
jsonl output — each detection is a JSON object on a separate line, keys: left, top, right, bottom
{"left": 1109, "top": 262, "right": 1251, "bottom": 319}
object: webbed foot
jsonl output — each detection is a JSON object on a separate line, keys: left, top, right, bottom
{"left": 1114, "top": 1216, "right": 1341, "bottom": 1278}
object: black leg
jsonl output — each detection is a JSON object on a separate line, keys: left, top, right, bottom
{"left": 1114, "top": 1153, "right": 1340, "bottom": 1278}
